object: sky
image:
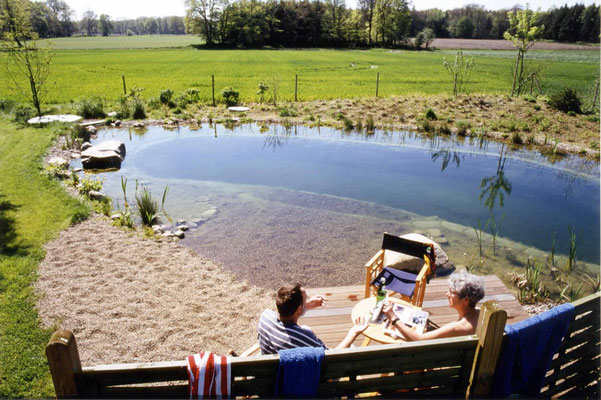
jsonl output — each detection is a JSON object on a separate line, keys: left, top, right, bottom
{"left": 64, "top": 0, "right": 598, "bottom": 20}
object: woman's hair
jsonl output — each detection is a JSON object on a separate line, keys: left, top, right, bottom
{"left": 276, "top": 283, "right": 303, "bottom": 317}
{"left": 448, "top": 271, "right": 485, "bottom": 308}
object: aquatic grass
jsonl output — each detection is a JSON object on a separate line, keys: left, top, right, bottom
{"left": 487, "top": 214, "right": 504, "bottom": 255}
{"left": 474, "top": 216, "right": 485, "bottom": 258}
{"left": 134, "top": 183, "right": 171, "bottom": 227}
{"left": 135, "top": 186, "right": 160, "bottom": 226}
{"left": 549, "top": 230, "right": 556, "bottom": 267}
{"left": 560, "top": 282, "right": 584, "bottom": 302}
{"left": 566, "top": 226, "right": 578, "bottom": 273}
{"left": 365, "top": 115, "right": 375, "bottom": 133}
{"left": 514, "top": 257, "right": 549, "bottom": 304}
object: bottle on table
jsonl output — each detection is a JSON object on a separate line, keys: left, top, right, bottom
{"left": 376, "top": 277, "right": 387, "bottom": 304}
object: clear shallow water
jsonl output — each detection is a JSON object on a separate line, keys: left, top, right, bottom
{"left": 82, "top": 124, "right": 600, "bottom": 266}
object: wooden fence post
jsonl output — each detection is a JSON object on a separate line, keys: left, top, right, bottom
{"left": 122, "top": 75, "right": 127, "bottom": 95}
{"left": 295, "top": 74, "right": 298, "bottom": 102}
{"left": 45, "top": 330, "right": 82, "bottom": 398}
{"left": 466, "top": 300, "right": 507, "bottom": 398}
{"left": 212, "top": 75, "right": 216, "bottom": 106}
{"left": 376, "top": 72, "right": 379, "bottom": 97}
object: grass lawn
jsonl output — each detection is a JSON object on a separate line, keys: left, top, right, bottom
{"left": 0, "top": 119, "right": 89, "bottom": 398}
{"left": 36, "top": 34, "right": 204, "bottom": 49}
{"left": 1, "top": 48, "right": 598, "bottom": 105}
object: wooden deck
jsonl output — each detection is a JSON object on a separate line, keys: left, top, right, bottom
{"left": 300, "top": 274, "right": 530, "bottom": 348}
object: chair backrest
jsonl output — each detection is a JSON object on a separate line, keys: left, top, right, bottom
{"left": 381, "top": 233, "right": 436, "bottom": 277}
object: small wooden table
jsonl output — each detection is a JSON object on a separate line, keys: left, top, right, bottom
{"left": 351, "top": 297, "right": 425, "bottom": 346}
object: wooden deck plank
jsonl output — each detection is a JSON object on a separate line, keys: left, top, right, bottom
{"left": 301, "top": 275, "right": 529, "bottom": 347}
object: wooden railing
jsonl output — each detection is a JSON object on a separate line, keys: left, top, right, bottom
{"left": 46, "top": 301, "right": 505, "bottom": 399}
{"left": 46, "top": 293, "right": 600, "bottom": 399}
{"left": 540, "top": 291, "right": 600, "bottom": 398}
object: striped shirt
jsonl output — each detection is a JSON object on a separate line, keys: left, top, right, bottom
{"left": 257, "top": 309, "right": 327, "bottom": 355}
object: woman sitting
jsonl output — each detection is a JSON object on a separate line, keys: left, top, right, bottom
{"left": 383, "top": 270, "right": 485, "bottom": 341}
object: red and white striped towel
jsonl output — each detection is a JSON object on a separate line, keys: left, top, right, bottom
{"left": 186, "top": 352, "right": 231, "bottom": 399}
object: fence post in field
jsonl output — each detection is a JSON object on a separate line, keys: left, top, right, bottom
{"left": 212, "top": 75, "right": 216, "bottom": 106}
{"left": 295, "top": 74, "right": 298, "bottom": 102}
{"left": 376, "top": 72, "right": 379, "bottom": 97}
{"left": 122, "top": 75, "right": 127, "bottom": 95}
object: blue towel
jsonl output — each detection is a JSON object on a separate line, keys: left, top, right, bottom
{"left": 275, "top": 347, "right": 325, "bottom": 397}
{"left": 491, "top": 303, "right": 575, "bottom": 397}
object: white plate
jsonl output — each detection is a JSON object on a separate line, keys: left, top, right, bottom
{"left": 227, "top": 106, "right": 250, "bottom": 112}
{"left": 28, "top": 115, "right": 83, "bottom": 124}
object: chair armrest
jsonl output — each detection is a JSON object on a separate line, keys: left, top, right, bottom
{"left": 239, "top": 343, "right": 261, "bottom": 357}
{"left": 364, "top": 249, "right": 384, "bottom": 269}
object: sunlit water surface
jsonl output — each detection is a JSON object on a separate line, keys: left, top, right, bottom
{"left": 77, "top": 124, "right": 600, "bottom": 289}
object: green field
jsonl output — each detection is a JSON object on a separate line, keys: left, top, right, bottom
{"left": 1, "top": 46, "right": 598, "bottom": 105}
{"left": 36, "top": 34, "right": 203, "bottom": 49}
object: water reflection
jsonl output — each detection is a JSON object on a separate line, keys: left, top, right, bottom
{"left": 85, "top": 123, "right": 600, "bottom": 263}
{"left": 479, "top": 144, "right": 513, "bottom": 211}
{"left": 263, "top": 125, "right": 291, "bottom": 151}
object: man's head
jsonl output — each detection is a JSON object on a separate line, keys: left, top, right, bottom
{"left": 276, "top": 283, "right": 307, "bottom": 319}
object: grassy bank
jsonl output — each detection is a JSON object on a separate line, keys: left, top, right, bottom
{"left": 0, "top": 48, "right": 598, "bottom": 104}
{"left": 0, "top": 119, "right": 89, "bottom": 398}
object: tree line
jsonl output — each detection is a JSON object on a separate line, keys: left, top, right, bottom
{"left": 0, "top": 0, "right": 186, "bottom": 38}
{"left": 1, "top": 0, "right": 598, "bottom": 44}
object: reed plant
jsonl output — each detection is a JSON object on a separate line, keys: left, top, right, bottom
{"left": 560, "top": 282, "right": 583, "bottom": 302}
{"left": 566, "top": 225, "right": 577, "bottom": 272}
{"left": 134, "top": 182, "right": 170, "bottom": 226}
{"left": 487, "top": 213, "right": 504, "bottom": 255}
{"left": 514, "top": 257, "right": 549, "bottom": 304}
{"left": 581, "top": 273, "right": 600, "bottom": 292}
{"left": 474, "top": 216, "right": 485, "bottom": 258}
{"left": 548, "top": 230, "right": 556, "bottom": 266}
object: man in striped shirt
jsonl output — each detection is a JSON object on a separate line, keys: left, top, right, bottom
{"left": 258, "top": 283, "right": 368, "bottom": 354}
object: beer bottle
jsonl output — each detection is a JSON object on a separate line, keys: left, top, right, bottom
{"left": 376, "top": 277, "right": 387, "bottom": 304}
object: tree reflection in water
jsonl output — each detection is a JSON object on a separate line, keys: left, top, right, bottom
{"left": 479, "top": 144, "right": 512, "bottom": 211}
{"left": 262, "top": 125, "right": 293, "bottom": 151}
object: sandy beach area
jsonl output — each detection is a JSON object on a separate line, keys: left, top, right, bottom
{"left": 35, "top": 215, "right": 272, "bottom": 365}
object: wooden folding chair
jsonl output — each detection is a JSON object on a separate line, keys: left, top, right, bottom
{"left": 364, "top": 233, "right": 436, "bottom": 307}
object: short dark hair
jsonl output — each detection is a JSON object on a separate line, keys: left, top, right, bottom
{"left": 276, "top": 283, "right": 303, "bottom": 317}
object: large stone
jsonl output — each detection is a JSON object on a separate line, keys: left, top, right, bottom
{"left": 383, "top": 233, "right": 455, "bottom": 276}
{"left": 80, "top": 148, "right": 122, "bottom": 169}
{"left": 93, "top": 140, "right": 126, "bottom": 158}
{"left": 48, "top": 156, "right": 68, "bottom": 168}
{"left": 80, "top": 140, "right": 126, "bottom": 170}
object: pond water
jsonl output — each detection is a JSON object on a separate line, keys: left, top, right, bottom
{"left": 79, "top": 124, "right": 600, "bottom": 290}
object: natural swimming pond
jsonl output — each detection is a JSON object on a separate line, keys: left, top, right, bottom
{"left": 79, "top": 124, "right": 600, "bottom": 291}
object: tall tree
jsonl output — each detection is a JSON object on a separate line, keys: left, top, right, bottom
{"left": 0, "top": 0, "right": 31, "bottom": 46}
{"left": 185, "top": 0, "right": 225, "bottom": 45}
{"left": 98, "top": 13, "right": 112, "bottom": 36}
{"left": 80, "top": 9, "right": 97, "bottom": 36}
{"left": 1, "top": 0, "right": 52, "bottom": 118}
{"left": 579, "top": 4, "right": 600, "bottom": 43}
{"left": 47, "top": 0, "right": 75, "bottom": 36}
{"left": 454, "top": 16, "right": 474, "bottom": 38}
{"left": 358, "top": 0, "right": 376, "bottom": 44}
{"left": 504, "top": 7, "right": 544, "bottom": 96}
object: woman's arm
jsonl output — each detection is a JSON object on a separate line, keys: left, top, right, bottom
{"left": 383, "top": 303, "right": 473, "bottom": 341}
